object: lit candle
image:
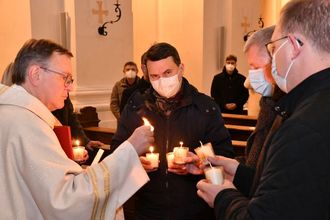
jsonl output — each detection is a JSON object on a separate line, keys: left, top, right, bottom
{"left": 146, "top": 146, "right": 159, "bottom": 168}
{"left": 173, "top": 141, "right": 189, "bottom": 164}
{"left": 166, "top": 152, "right": 174, "bottom": 168}
{"left": 142, "top": 117, "right": 154, "bottom": 132}
{"left": 72, "top": 140, "right": 85, "bottom": 162}
{"left": 204, "top": 166, "right": 224, "bottom": 185}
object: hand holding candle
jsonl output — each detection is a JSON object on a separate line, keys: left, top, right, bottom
{"left": 146, "top": 146, "right": 159, "bottom": 169}
{"left": 194, "top": 141, "right": 215, "bottom": 164}
{"left": 73, "top": 140, "right": 86, "bottom": 162}
{"left": 173, "top": 141, "right": 189, "bottom": 164}
{"left": 204, "top": 161, "right": 224, "bottom": 185}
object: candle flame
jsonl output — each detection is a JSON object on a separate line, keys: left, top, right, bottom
{"left": 75, "top": 140, "right": 80, "bottom": 146}
{"left": 149, "top": 146, "right": 154, "bottom": 153}
{"left": 142, "top": 117, "right": 154, "bottom": 132}
{"left": 179, "top": 141, "right": 183, "bottom": 147}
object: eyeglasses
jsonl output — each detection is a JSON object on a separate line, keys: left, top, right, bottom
{"left": 40, "top": 66, "right": 74, "bottom": 87}
{"left": 265, "top": 36, "right": 288, "bottom": 58}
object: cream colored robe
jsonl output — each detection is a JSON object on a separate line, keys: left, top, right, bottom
{"left": 0, "top": 84, "right": 149, "bottom": 220}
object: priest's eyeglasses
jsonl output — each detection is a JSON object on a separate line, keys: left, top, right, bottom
{"left": 40, "top": 66, "right": 74, "bottom": 87}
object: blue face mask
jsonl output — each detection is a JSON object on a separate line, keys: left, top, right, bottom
{"left": 271, "top": 40, "right": 294, "bottom": 93}
{"left": 249, "top": 68, "right": 273, "bottom": 97}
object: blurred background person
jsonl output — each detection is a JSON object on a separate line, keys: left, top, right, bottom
{"left": 211, "top": 54, "right": 249, "bottom": 114}
{"left": 111, "top": 61, "right": 140, "bottom": 120}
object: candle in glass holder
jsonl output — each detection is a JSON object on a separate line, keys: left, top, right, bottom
{"left": 146, "top": 146, "right": 159, "bottom": 168}
{"left": 142, "top": 117, "right": 154, "bottom": 132}
{"left": 194, "top": 141, "right": 215, "bottom": 163}
{"left": 73, "top": 140, "right": 85, "bottom": 162}
{"left": 173, "top": 141, "right": 188, "bottom": 164}
{"left": 204, "top": 166, "right": 224, "bottom": 185}
{"left": 166, "top": 152, "right": 174, "bottom": 167}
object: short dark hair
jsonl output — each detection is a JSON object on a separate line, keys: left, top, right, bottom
{"left": 140, "top": 52, "right": 147, "bottom": 65}
{"left": 123, "top": 61, "right": 138, "bottom": 69}
{"left": 13, "top": 39, "right": 73, "bottom": 85}
{"left": 145, "top": 42, "right": 181, "bottom": 66}
{"left": 225, "top": 54, "right": 237, "bottom": 62}
{"left": 280, "top": 0, "right": 330, "bottom": 53}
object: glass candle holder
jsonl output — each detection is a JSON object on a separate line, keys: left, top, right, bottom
{"left": 146, "top": 152, "right": 159, "bottom": 168}
{"left": 73, "top": 146, "right": 85, "bottom": 162}
{"left": 194, "top": 142, "right": 215, "bottom": 164}
{"left": 173, "top": 147, "right": 189, "bottom": 164}
{"left": 204, "top": 166, "right": 224, "bottom": 185}
{"left": 166, "top": 152, "right": 174, "bottom": 168}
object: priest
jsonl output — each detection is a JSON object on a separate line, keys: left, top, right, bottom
{"left": 0, "top": 39, "right": 154, "bottom": 220}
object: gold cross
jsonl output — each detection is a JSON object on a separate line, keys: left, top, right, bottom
{"left": 241, "top": 16, "right": 251, "bottom": 33}
{"left": 92, "top": 1, "right": 109, "bottom": 24}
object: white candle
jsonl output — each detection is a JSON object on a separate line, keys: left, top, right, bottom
{"left": 146, "top": 146, "right": 159, "bottom": 168}
{"left": 142, "top": 117, "right": 154, "bottom": 132}
{"left": 166, "top": 152, "right": 174, "bottom": 167}
{"left": 194, "top": 142, "right": 215, "bottom": 163}
{"left": 73, "top": 144, "right": 85, "bottom": 162}
{"left": 204, "top": 166, "right": 224, "bottom": 185}
{"left": 173, "top": 141, "right": 188, "bottom": 164}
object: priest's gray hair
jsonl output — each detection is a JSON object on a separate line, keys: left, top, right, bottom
{"left": 243, "top": 25, "right": 275, "bottom": 58}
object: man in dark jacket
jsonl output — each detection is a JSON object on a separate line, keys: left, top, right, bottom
{"left": 210, "top": 55, "right": 249, "bottom": 114}
{"left": 111, "top": 42, "right": 234, "bottom": 220}
{"left": 196, "top": 0, "right": 330, "bottom": 219}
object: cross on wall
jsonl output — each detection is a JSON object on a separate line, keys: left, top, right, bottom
{"left": 92, "top": 1, "right": 109, "bottom": 24}
{"left": 241, "top": 16, "right": 251, "bottom": 33}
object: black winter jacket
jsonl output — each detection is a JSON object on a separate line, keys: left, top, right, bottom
{"left": 210, "top": 67, "right": 248, "bottom": 114}
{"left": 111, "top": 78, "right": 234, "bottom": 220}
{"left": 214, "top": 68, "right": 330, "bottom": 220}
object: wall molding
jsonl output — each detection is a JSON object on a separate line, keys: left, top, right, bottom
{"left": 70, "top": 86, "right": 117, "bottom": 128}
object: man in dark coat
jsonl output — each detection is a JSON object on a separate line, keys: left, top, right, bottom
{"left": 211, "top": 55, "right": 249, "bottom": 114}
{"left": 196, "top": 0, "right": 330, "bottom": 219}
{"left": 111, "top": 42, "right": 234, "bottom": 220}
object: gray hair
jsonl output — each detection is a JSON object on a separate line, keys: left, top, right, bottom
{"left": 13, "top": 39, "right": 73, "bottom": 85}
{"left": 279, "top": 0, "right": 330, "bottom": 53}
{"left": 243, "top": 25, "right": 275, "bottom": 58}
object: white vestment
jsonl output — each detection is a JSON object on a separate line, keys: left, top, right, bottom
{"left": 0, "top": 84, "right": 149, "bottom": 220}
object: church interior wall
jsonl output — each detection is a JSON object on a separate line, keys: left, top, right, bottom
{"left": 0, "top": 0, "right": 287, "bottom": 128}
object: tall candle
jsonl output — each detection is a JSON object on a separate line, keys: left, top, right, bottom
{"left": 173, "top": 141, "right": 188, "bottom": 164}
{"left": 146, "top": 146, "right": 159, "bottom": 168}
{"left": 204, "top": 166, "right": 224, "bottom": 185}
{"left": 142, "top": 117, "right": 154, "bottom": 132}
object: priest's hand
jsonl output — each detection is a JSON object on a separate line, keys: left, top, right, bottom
{"left": 207, "top": 156, "right": 239, "bottom": 182}
{"left": 196, "top": 179, "right": 236, "bottom": 208}
{"left": 128, "top": 125, "right": 154, "bottom": 155}
{"left": 140, "top": 156, "right": 158, "bottom": 172}
{"left": 75, "top": 150, "right": 89, "bottom": 165}
{"left": 86, "top": 140, "right": 105, "bottom": 150}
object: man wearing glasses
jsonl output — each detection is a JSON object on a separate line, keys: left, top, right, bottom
{"left": 0, "top": 39, "right": 154, "bottom": 219}
{"left": 196, "top": 0, "right": 330, "bottom": 219}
